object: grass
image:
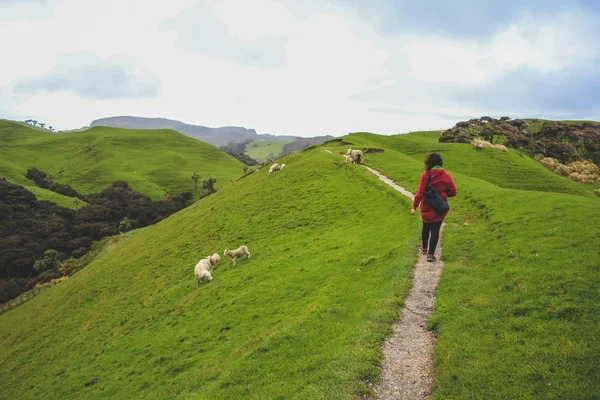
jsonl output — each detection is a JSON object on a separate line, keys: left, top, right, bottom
{"left": 0, "top": 147, "right": 420, "bottom": 399}
{"left": 0, "top": 120, "right": 246, "bottom": 199}
{"left": 2, "top": 127, "right": 598, "bottom": 399}
{"left": 326, "top": 132, "right": 600, "bottom": 399}
{"left": 20, "top": 184, "right": 86, "bottom": 209}
{"left": 244, "top": 139, "right": 294, "bottom": 161}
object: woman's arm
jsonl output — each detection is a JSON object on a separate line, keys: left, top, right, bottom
{"left": 412, "top": 171, "right": 427, "bottom": 209}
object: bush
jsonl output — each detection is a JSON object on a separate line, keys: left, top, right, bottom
{"left": 71, "top": 247, "right": 89, "bottom": 258}
{"left": 0, "top": 279, "right": 21, "bottom": 304}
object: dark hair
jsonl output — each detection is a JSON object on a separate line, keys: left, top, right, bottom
{"left": 424, "top": 153, "right": 443, "bottom": 170}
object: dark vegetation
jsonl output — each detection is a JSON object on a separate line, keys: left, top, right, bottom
{"left": 0, "top": 177, "right": 190, "bottom": 303}
{"left": 25, "top": 168, "right": 82, "bottom": 198}
{"left": 220, "top": 139, "right": 260, "bottom": 166}
{"left": 440, "top": 116, "right": 600, "bottom": 165}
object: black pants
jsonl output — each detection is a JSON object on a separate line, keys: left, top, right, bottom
{"left": 422, "top": 222, "right": 442, "bottom": 255}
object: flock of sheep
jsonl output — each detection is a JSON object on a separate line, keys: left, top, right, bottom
{"left": 268, "top": 163, "right": 286, "bottom": 174}
{"left": 194, "top": 245, "right": 251, "bottom": 285}
{"left": 194, "top": 147, "right": 363, "bottom": 286}
{"left": 345, "top": 149, "right": 363, "bottom": 164}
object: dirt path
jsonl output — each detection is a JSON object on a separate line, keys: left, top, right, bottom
{"left": 362, "top": 165, "right": 444, "bottom": 400}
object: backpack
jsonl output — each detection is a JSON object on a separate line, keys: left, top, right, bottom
{"left": 424, "top": 170, "right": 449, "bottom": 214}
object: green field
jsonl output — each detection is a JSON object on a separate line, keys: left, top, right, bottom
{"left": 0, "top": 120, "right": 246, "bottom": 200}
{"left": 0, "top": 148, "right": 420, "bottom": 399}
{"left": 245, "top": 139, "right": 294, "bottom": 161}
{"left": 1, "top": 128, "right": 599, "bottom": 399}
{"left": 20, "top": 184, "right": 86, "bottom": 209}
{"left": 327, "top": 132, "right": 600, "bottom": 398}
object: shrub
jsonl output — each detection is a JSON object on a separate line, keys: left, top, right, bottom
{"left": 33, "top": 249, "right": 62, "bottom": 272}
{"left": 535, "top": 155, "right": 600, "bottom": 183}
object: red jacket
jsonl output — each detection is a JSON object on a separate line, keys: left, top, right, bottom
{"left": 413, "top": 168, "right": 457, "bottom": 223}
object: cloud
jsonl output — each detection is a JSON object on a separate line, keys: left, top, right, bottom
{"left": 336, "top": 0, "right": 597, "bottom": 40}
{"left": 14, "top": 53, "right": 160, "bottom": 99}
{"left": 447, "top": 65, "right": 600, "bottom": 117}
{"left": 0, "top": 0, "right": 599, "bottom": 135}
{"left": 160, "top": 2, "right": 287, "bottom": 68}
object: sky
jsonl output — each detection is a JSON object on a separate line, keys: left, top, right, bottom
{"left": 1, "top": 0, "right": 599, "bottom": 137}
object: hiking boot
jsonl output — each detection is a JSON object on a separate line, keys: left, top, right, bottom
{"left": 427, "top": 254, "right": 437, "bottom": 262}
{"left": 419, "top": 245, "right": 428, "bottom": 255}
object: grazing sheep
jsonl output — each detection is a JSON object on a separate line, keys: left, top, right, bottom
{"left": 194, "top": 257, "right": 214, "bottom": 285}
{"left": 223, "top": 245, "right": 251, "bottom": 265}
{"left": 194, "top": 254, "right": 222, "bottom": 286}
{"left": 209, "top": 253, "right": 221, "bottom": 267}
{"left": 280, "top": 163, "right": 286, "bottom": 169}
{"left": 269, "top": 163, "right": 281, "bottom": 174}
{"left": 346, "top": 149, "right": 363, "bottom": 164}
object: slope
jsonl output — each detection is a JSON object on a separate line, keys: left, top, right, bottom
{"left": 244, "top": 139, "right": 294, "bottom": 161}
{"left": 0, "top": 120, "right": 246, "bottom": 200}
{"left": 0, "top": 147, "right": 420, "bottom": 399}
{"left": 325, "top": 133, "right": 600, "bottom": 399}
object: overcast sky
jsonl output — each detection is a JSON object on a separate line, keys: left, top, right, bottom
{"left": 1, "top": 0, "right": 599, "bottom": 137}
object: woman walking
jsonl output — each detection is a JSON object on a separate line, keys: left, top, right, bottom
{"left": 411, "top": 153, "right": 457, "bottom": 262}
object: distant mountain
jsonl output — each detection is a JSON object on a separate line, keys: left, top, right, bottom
{"left": 90, "top": 116, "right": 261, "bottom": 147}
{"left": 89, "top": 116, "right": 333, "bottom": 148}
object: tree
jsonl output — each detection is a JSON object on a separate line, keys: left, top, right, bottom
{"left": 48, "top": 126, "right": 54, "bottom": 132}
{"left": 73, "top": 197, "right": 81, "bottom": 211}
{"left": 192, "top": 172, "right": 201, "bottom": 190}
{"left": 243, "top": 166, "right": 248, "bottom": 175}
{"left": 33, "top": 249, "right": 61, "bottom": 272}
{"left": 119, "top": 217, "right": 132, "bottom": 234}
{"left": 39, "top": 123, "right": 46, "bottom": 129}
{"left": 202, "top": 176, "right": 217, "bottom": 193}
{"left": 32, "top": 120, "right": 38, "bottom": 126}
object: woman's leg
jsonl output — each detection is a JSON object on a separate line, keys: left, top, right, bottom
{"left": 422, "top": 222, "right": 432, "bottom": 251}
{"left": 428, "top": 222, "right": 443, "bottom": 255}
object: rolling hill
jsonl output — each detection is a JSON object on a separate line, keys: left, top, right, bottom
{"left": 89, "top": 116, "right": 334, "bottom": 156}
{"left": 0, "top": 120, "right": 246, "bottom": 200}
{"left": 1, "top": 129, "right": 598, "bottom": 399}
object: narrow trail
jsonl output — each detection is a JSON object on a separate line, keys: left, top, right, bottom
{"left": 362, "top": 165, "right": 445, "bottom": 400}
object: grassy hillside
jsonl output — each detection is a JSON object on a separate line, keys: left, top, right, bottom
{"left": 245, "top": 139, "right": 294, "bottom": 161}
{"left": 335, "top": 131, "right": 597, "bottom": 196}
{"left": 0, "top": 120, "right": 246, "bottom": 200}
{"left": 2, "top": 128, "right": 598, "bottom": 399}
{"left": 21, "top": 184, "right": 86, "bottom": 209}
{"left": 0, "top": 148, "right": 420, "bottom": 399}
{"left": 326, "top": 132, "right": 600, "bottom": 398}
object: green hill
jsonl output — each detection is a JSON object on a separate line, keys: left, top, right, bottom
{"left": 0, "top": 148, "right": 420, "bottom": 399}
{"left": 1, "top": 129, "right": 598, "bottom": 399}
{"left": 327, "top": 132, "right": 600, "bottom": 398}
{"left": 244, "top": 139, "right": 294, "bottom": 161}
{"left": 0, "top": 120, "right": 246, "bottom": 200}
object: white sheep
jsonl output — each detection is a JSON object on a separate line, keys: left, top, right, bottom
{"left": 346, "top": 149, "right": 363, "bottom": 164}
{"left": 280, "top": 163, "right": 286, "bottom": 169}
{"left": 194, "top": 254, "right": 221, "bottom": 285}
{"left": 269, "top": 163, "right": 281, "bottom": 174}
{"left": 194, "top": 257, "right": 214, "bottom": 285}
{"left": 223, "top": 245, "right": 250, "bottom": 265}
{"left": 209, "top": 253, "right": 221, "bottom": 266}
